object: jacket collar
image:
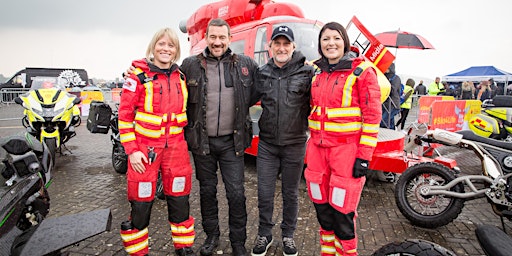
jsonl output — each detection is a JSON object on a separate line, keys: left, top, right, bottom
{"left": 267, "top": 51, "right": 306, "bottom": 70}
{"left": 202, "top": 47, "right": 233, "bottom": 60}
{"left": 314, "top": 52, "right": 358, "bottom": 73}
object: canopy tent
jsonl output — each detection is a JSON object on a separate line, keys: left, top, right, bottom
{"left": 443, "top": 66, "right": 512, "bottom": 83}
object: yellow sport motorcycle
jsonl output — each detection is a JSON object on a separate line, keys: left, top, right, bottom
{"left": 14, "top": 80, "right": 81, "bottom": 163}
{"left": 469, "top": 95, "right": 512, "bottom": 142}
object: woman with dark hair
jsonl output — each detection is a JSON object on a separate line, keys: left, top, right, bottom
{"left": 304, "top": 22, "right": 381, "bottom": 256}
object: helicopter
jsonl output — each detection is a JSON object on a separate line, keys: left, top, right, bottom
{"left": 179, "top": 0, "right": 395, "bottom": 157}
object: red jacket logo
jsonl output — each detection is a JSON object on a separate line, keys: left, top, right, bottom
{"left": 241, "top": 67, "right": 249, "bottom": 76}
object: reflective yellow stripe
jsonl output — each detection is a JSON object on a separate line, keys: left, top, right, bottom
{"left": 135, "top": 123, "right": 162, "bottom": 138}
{"left": 125, "top": 240, "right": 149, "bottom": 254}
{"left": 120, "top": 132, "right": 136, "bottom": 143}
{"left": 345, "top": 249, "right": 357, "bottom": 254}
{"left": 133, "top": 68, "right": 154, "bottom": 113}
{"left": 118, "top": 120, "right": 134, "bottom": 129}
{"left": 322, "top": 233, "right": 335, "bottom": 242}
{"left": 360, "top": 135, "right": 378, "bottom": 147}
{"left": 362, "top": 123, "right": 379, "bottom": 133}
{"left": 169, "top": 126, "right": 184, "bottom": 135}
{"left": 144, "top": 81, "right": 153, "bottom": 112}
{"left": 324, "top": 122, "right": 362, "bottom": 132}
{"left": 175, "top": 112, "right": 187, "bottom": 123}
{"left": 312, "top": 106, "right": 322, "bottom": 115}
{"left": 342, "top": 62, "right": 372, "bottom": 107}
{"left": 121, "top": 227, "right": 148, "bottom": 241}
{"left": 326, "top": 107, "right": 361, "bottom": 118}
{"left": 342, "top": 75, "right": 357, "bottom": 107}
{"left": 320, "top": 246, "right": 336, "bottom": 255}
{"left": 179, "top": 73, "right": 188, "bottom": 112}
{"left": 171, "top": 223, "right": 194, "bottom": 234}
{"left": 172, "top": 235, "right": 194, "bottom": 244}
{"left": 135, "top": 112, "right": 162, "bottom": 125}
{"left": 133, "top": 68, "right": 144, "bottom": 75}
{"left": 308, "top": 120, "right": 321, "bottom": 130}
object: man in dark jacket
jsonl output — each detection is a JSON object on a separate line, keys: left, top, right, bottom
{"left": 180, "top": 18, "right": 258, "bottom": 256}
{"left": 249, "top": 25, "right": 313, "bottom": 256}
{"left": 380, "top": 63, "right": 401, "bottom": 129}
{"left": 414, "top": 80, "right": 427, "bottom": 95}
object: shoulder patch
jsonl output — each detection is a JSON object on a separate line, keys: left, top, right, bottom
{"left": 123, "top": 78, "right": 137, "bottom": 92}
{"left": 241, "top": 67, "right": 249, "bottom": 76}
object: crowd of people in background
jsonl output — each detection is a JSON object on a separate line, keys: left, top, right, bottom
{"left": 379, "top": 68, "right": 510, "bottom": 134}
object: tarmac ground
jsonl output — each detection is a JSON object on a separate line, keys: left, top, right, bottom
{"left": 0, "top": 103, "right": 510, "bottom": 256}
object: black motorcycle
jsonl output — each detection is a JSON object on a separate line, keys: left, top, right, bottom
{"left": 0, "top": 132, "right": 111, "bottom": 256}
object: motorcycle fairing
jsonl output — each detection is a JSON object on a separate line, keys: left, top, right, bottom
{"left": 19, "top": 89, "right": 78, "bottom": 125}
{"left": 469, "top": 114, "right": 500, "bottom": 137}
{"left": 40, "top": 130, "right": 61, "bottom": 147}
{"left": 485, "top": 107, "right": 512, "bottom": 126}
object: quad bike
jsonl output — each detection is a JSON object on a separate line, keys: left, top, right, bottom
{"left": 0, "top": 132, "right": 111, "bottom": 256}
{"left": 395, "top": 128, "right": 512, "bottom": 229}
{"left": 14, "top": 80, "right": 81, "bottom": 164}
{"left": 469, "top": 95, "right": 512, "bottom": 142}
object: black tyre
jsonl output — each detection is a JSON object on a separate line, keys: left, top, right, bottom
{"left": 395, "top": 162, "right": 465, "bottom": 228}
{"left": 44, "top": 138, "right": 57, "bottom": 167}
{"left": 372, "top": 239, "right": 457, "bottom": 256}
{"left": 112, "top": 143, "right": 128, "bottom": 174}
{"left": 156, "top": 172, "right": 165, "bottom": 200}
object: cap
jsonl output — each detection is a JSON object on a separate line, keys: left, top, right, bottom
{"left": 271, "top": 25, "right": 294, "bottom": 42}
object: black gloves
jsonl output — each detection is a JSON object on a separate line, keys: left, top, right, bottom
{"left": 353, "top": 158, "right": 369, "bottom": 178}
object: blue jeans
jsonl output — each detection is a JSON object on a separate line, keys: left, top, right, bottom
{"left": 193, "top": 135, "right": 247, "bottom": 245}
{"left": 256, "top": 140, "right": 305, "bottom": 238}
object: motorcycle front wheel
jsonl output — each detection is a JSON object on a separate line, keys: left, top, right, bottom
{"left": 372, "top": 239, "right": 457, "bottom": 256}
{"left": 395, "top": 162, "right": 465, "bottom": 229}
{"left": 112, "top": 143, "right": 128, "bottom": 174}
{"left": 44, "top": 138, "right": 57, "bottom": 167}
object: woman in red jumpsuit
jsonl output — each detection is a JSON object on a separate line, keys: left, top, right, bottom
{"left": 118, "top": 28, "right": 194, "bottom": 256}
{"left": 304, "top": 22, "right": 381, "bottom": 256}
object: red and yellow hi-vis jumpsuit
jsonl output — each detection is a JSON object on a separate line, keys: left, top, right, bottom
{"left": 305, "top": 57, "right": 381, "bottom": 256}
{"left": 118, "top": 59, "right": 194, "bottom": 255}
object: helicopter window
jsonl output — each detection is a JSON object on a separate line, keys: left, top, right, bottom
{"left": 230, "top": 40, "right": 245, "bottom": 55}
{"left": 254, "top": 26, "right": 269, "bottom": 66}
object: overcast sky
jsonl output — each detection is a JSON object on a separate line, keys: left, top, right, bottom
{"left": 1, "top": 0, "right": 510, "bottom": 83}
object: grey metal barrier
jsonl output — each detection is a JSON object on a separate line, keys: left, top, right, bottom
{"left": 0, "top": 88, "right": 31, "bottom": 106}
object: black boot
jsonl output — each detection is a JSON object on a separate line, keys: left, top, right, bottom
{"left": 176, "top": 247, "right": 194, "bottom": 256}
{"left": 232, "top": 243, "right": 246, "bottom": 256}
{"left": 200, "top": 235, "right": 220, "bottom": 256}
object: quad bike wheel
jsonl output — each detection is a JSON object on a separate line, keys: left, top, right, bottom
{"left": 395, "top": 162, "right": 465, "bottom": 228}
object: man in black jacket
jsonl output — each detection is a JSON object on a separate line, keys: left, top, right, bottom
{"left": 180, "top": 18, "right": 258, "bottom": 256}
{"left": 249, "top": 25, "right": 313, "bottom": 256}
{"left": 380, "top": 63, "right": 401, "bottom": 129}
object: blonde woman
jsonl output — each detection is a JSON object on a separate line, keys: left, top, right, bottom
{"left": 460, "top": 81, "right": 475, "bottom": 100}
{"left": 118, "top": 28, "right": 195, "bottom": 256}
